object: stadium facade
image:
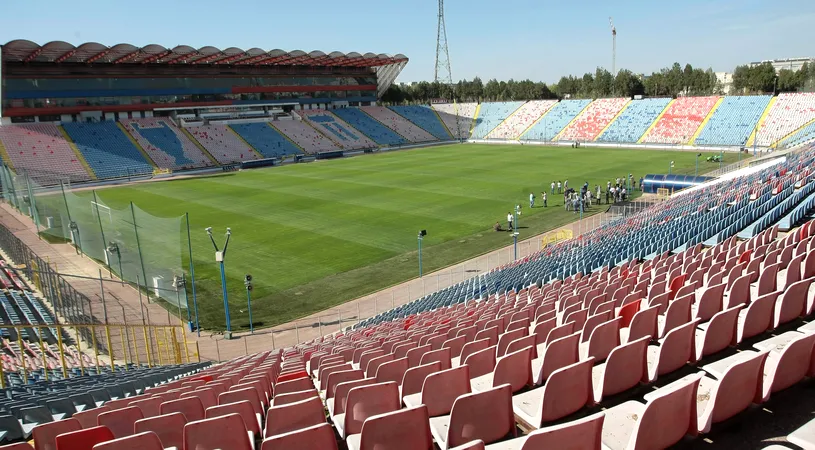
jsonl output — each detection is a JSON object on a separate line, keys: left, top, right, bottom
{"left": 0, "top": 40, "right": 408, "bottom": 123}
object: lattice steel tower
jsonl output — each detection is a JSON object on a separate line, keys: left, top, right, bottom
{"left": 434, "top": 0, "right": 453, "bottom": 86}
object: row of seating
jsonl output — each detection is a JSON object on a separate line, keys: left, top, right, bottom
{"left": 756, "top": 92, "right": 815, "bottom": 147}
{"left": 390, "top": 105, "right": 453, "bottom": 140}
{"left": 642, "top": 96, "right": 720, "bottom": 144}
{"left": 61, "top": 122, "right": 153, "bottom": 179}
{"left": 297, "top": 110, "right": 378, "bottom": 150}
{"left": 522, "top": 99, "right": 592, "bottom": 141}
{"left": 486, "top": 100, "right": 557, "bottom": 140}
{"left": 597, "top": 98, "right": 672, "bottom": 144}
{"left": 0, "top": 124, "right": 92, "bottom": 185}
{"left": 432, "top": 103, "right": 477, "bottom": 140}
{"left": 331, "top": 108, "right": 407, "bottom": 146}
{"left": 777, "top": 118, "right": 815, "bottom": 150}
{"left": 186, "top": 125, "right": 260, "bottom": 164}
{"left": 557, "top": 98, "right": 630, "bottom": 142}
{"left": 269, "top": 120, "right": 340, "bottom": 154}
{"left": 694, "top": 95, "right": 773, "bottom": 146}
{"left": 229, "top": 123, "right": 303, "bottom": 158}
{"left": 120, "top": 119, "right": 213, "bottom": 170}
{"left": 360, "top": 107, "right": 437, "bottom": 143}
{"left": 471, "top": 102, "right": 525, "bottom": 140}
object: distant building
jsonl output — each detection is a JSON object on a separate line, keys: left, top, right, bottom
{"left": 716, "top": 72, "right": 734, "bottom": 94}
{"left": 749, "top": 57, "right": 815, "bottom": 73}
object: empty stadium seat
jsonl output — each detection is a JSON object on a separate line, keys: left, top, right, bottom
{"left": 471, "top": 102, "right": 525, "bottom": 139}
{"left": 597, "top": 97, "right": 671, "bottom": 143}
{"left": 694, "top": 95, "right": 773, "bottom": 146}
{"left": 487, "top": 100, "right": 558, "bottom": 140}
{"left": 557, "top": 98, "right": 629, "bottom": 142}
{"left": 0, "top": 124, "right": 91, "bottom": 184}
{"left": 642, "top": 96, "right": 720, "bottom": 144}
{"left": 522, "top": 100, "right": 591, "bottom": 141}
{"left": 432, "top": 103, "right": 477, "bottom": 139}
{"left": 121, "top": 118, "right": 212, "bottom": 170}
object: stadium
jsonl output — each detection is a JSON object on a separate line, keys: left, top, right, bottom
{"left": 1, "top": 3, "right": 815, "bottom": 448}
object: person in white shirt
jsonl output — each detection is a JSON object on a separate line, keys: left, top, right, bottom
{"left": 557, "top": 181, "right": 562, "bottom": 193}
{"left": 507, "top": 212, "right": 513, "bottom": 231}
{"left": 542, "top": 192, "right": 547, "bottom": 207}
{"left": 529, "top": 192, "right": 535, "bottom": 208}
{"left": 550, "top": 181, "right": 555, "bottom": 194}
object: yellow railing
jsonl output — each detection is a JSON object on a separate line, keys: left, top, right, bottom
{"left": 0, "top": 323, "right": 198, "bottom": 388}
{"left": 541, "top": 229, "right": 573, "bottom": 248}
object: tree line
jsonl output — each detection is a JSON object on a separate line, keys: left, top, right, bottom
{"left": 732, "top": 61, "right": 815, "bottom": 94}
{"left": 383, "top": 60, "right": 815, "bottom": 104}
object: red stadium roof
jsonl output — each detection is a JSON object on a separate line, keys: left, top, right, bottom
{"left": 1, "top": 40, "right": 409, "bottom": 68}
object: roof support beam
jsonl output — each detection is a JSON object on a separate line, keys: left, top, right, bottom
{"left": 112, "top": 50, "right": 139, "bottom": 64}
{"left": 23, "top": 48, "right": 42, "bottom": 62}
{"left": 141, "top": 50, "right": 173, "bottom": 64}
{"left": 164, "top": 52, "right": 198, "bottom": 65}
{"left": 55, "top": 49, "right": 77, "bottom": 63}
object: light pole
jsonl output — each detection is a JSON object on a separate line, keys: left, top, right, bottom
{"left": 207, "top": 227, "right": 233, "bottom": 339}
{"left": 719, "top": 150, "right": 724, "bottom": 171}
{"left": 417, "top": 230, "right": 427, "bottom": 277}
{"left": 695, "top": 153, "right": 701, "bottom": 177}
{"left": 244, "top": 274, "right": 254, "bottom": 334}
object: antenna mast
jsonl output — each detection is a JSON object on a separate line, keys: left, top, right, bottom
{"left": 435, "top": 0, "right": 453, "bottom": 87}
{"left": 609, "top": 17, "right": 617, "bottom": 76}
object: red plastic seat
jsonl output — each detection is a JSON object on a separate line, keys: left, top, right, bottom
{"left": 183, "top": 414, "right": 253, "bottom": 450}
{"left": 260, "top": 423, "right": 338, "bottom": 450}
{"left": 96, "top": 406, "right": 143, "bottom": 439}
{"left": 91, "top": 431, "right": 163, "bottom": 450}
{"left": 31, "top": 418, "right": 82, "bottom": 450}
{"left": 134, "top": 412, "right": 186, "bottom": 450}
{"left": 54, "top": 426, "right": 115, "bottom": 450}
{"left": 346, "top": 405, "right": 433, "bottom": 450}
{"left": 264, "top": 396, "right": 326, "bottom": 438}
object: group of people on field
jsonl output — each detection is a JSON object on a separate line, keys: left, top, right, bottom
{"left": 495, "top": 174, "right": 645, "bottom": 232}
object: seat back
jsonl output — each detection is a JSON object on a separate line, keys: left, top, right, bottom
{"left": 91, "top": 431, "right": 164, "bottom": 450}
{"left": 695, "top": 283, "right": 725, "bottom": 322}
{"left": 365, "top": 354, "right": 395, "bottom": 378}
{"left": 406, "top": 344, "right": 432, "bottom": 368}
{"left": 183, "top": 414, "right": 252, "bottom": 450}
{"left": 493, "top": 346, "right": 533, "bottom": 393}
{"left": 660, "top": 293, "right": 693, "bottom": 338}
{"left": 419, "top": 347, "right": 452, "bottom": 371}
{"left": 586, "top": 317, "right": 621, "bottom": 362}
{"left": 318, "top": 363, "right": 352, "bottom": 391}
{"left": 401, "top": 362, "right": 441, "bottom": 401}
{"left": 652, "top": 319, "right": 700, "bottom": 378}
{"left": 375, "top": 357, "right": 409, "bottom": 385}
{"left": 446, "top": 384, "right": 515, "bottom": 448}
{"left": 421, "top": 365, "right": 471, "bottom": 417}
{"left": 697, "top": 305, "right": 742, "bottom": 359}
{"left": 474, "top": 327, "right": 499, "bottom": 347}
{"left": 218, "top": 387, "right": 263, "bottom": 416}
{"left": 539, "top": 358, "right": 594, "bottom": 423}
{"left": 462, "top": 345, "right": 496, "bottom": 379}
{"left": 617, "top": 300, "right": 641, "bottom": 328}
{"left": 443, "top": 336, "right": 467, "bottom": 358}
{"left": 763, "top": 332, "right": 815, "bottom": 400}
{"left": 32, "top": 418, "right": 81, "bottom": 450}
{"left": 774, "top": 278, "right": 812, "bottom": 327}
{"left": 264, "top": 396, "right": 325, "bottom": 438}
{"left": 128, "top": 397, "right": 162, "bottom": 418}
{"left": 505, "top": 335, "right": 537, "bottom": 359}
{"left": 325, "top": 369, "right": 364, "bottom": 399}
{"left": 273, "top": 389, "right": 318, "bottom": 407}
{"left": 496, "top": 328, "right": 527, "bottom": 357}
{"left": 72, "top": 406, "right": 110, "bottom": 429}
{"left": 534, "top": 332, "right": 579, "bottom": 385}
{"left": 259, "top": 423, "right": 338, "bottom": 450}
{"left": 332, "top": 378, "right": 377, "bottom": 416}
{"left": 134, "top": 412, "right": 186, "bottom": 450}
{"left": 206, "top": 400, "right": 260, "bottom": 435}
{"left": 358, "top": 405, "right": 433, "bottom": 450}
{"left": 96, "top": 406, "right": 143, "bottom": 439}
{"left": 343, "top": 382, "right": 400, "bottom": 437}
{"left": 532, "top": 318, "right": 556, "bottom": 345}
{"left": 698, "top": 351, "right": 769, "bottom": 433}
{"left": 757, "top": 263, "right": 781, "bottom": 296}
{"left": 275, "top": 377, "right": 313, "bottom": 396}
{"left": 520, "top": 412, "right": 604, "bottom": 450}
{"left": 459, "top": 338, "right": 491, "bottom": 365}
{"left": 627, "top": 374, "right": 702, "bottom": 449}
{"left": 160, "top": 396, "right": 205, "bottom": 422}
{"left": 596, "top": 336, "right": 649, "bottom": 400}
{"left": 739, "top": 292, "right": 779, "bottom": 341}
{"left": 54, "top": 426, "right": 114, "bottom": 450}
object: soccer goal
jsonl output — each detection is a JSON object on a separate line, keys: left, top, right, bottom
{"left": 90, "top": 201, "right": 112, "bottom": 224}
{"left": 656, "top": 188, "right": 671, "bottom": 199}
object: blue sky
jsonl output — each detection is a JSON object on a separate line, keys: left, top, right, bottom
{"left": 2, "top": 0, "right": 814, "bottom": 83}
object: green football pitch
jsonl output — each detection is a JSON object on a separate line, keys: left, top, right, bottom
{"left": 88, "top": 143, "right": 735, "bottom": 330}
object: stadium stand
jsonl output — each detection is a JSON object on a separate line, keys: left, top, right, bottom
{"left": 229, "top": 123, "right": 303, "bottom": 158}
{"left": 641, "top": 96, "right": 720, "bottom": 144}
{"left": 360, "top": 107, "right": 436, "bottom": 142}
{"left": 186, "top": 125, "right": 261, "bottom": 164}
{"left": 521, "top": 99, "right": 592, "bottom": 141}
{"left": 693, "top": 95, "right": 773, "bottom": 146}
{"left": 486, "top": 100, "right": 558, "bottom": 140}
{"left": 120, "top": 119, "right": 212, "bottom": 170}
{"left": 297, "top": 110, "right": 378, "bottom": 150}
{"left": 556, "top": 98, "right": 630, "bottom": 142}
{"left": 597, "top": 97, "right": 672, "bottom": 143}
{"left": 0, "top": 124, "right": 91, "bottom": 184}
{"left": 755, "top": 92, "right": 815, "bottom": 147}
{"left": 432, "top": 103, "right": 477, "bottom": 140}
{"left": 60, "top": 122, "right": 154, "bottom": 179}
{"left": 389, "top": 106, "right": 452, "bottom": 140}
{"left": 471, "top": 102, "right": 525, "bottom": 139}
{"left": 331, "top": 109, "right": 407, "bottom": 146}
{"left": 776, "top": 118, "right": 815, "bottom": 149}
{"left": 271, "top": 120, "right": 342, "bottom": 154}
